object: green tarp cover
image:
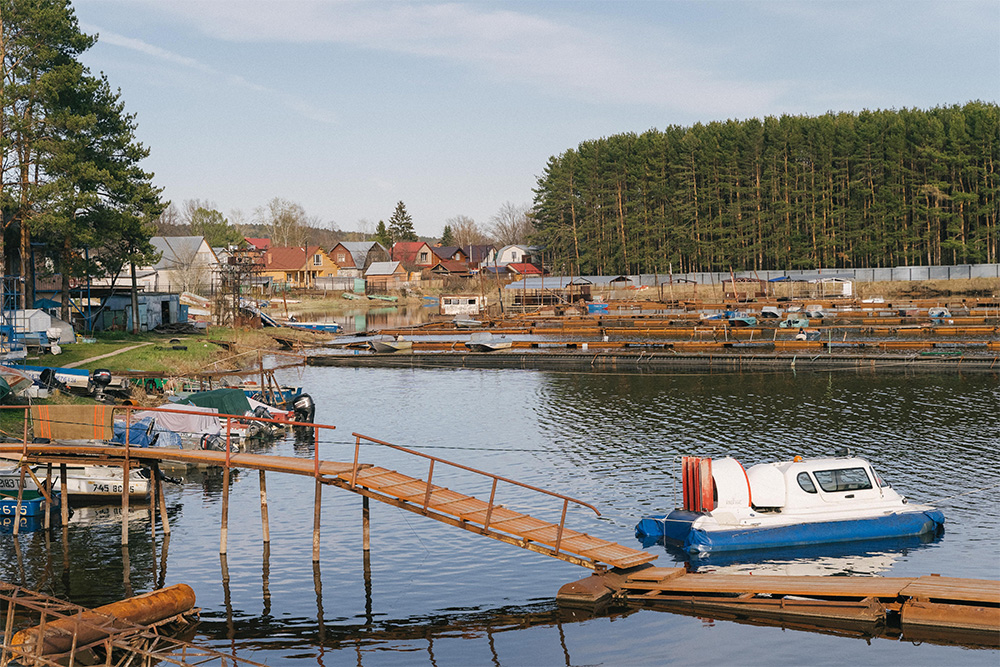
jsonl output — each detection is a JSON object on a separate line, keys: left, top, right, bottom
{"left": 184, "top": 388, "right": 251, "bottom": 416}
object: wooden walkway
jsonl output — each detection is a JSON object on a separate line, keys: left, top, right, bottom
{"left": 0, "top": 437, "right": 656, "bottom": 571}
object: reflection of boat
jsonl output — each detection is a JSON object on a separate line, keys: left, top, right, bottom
{"left": 286, "top": 321, "right": 341, "bottom": 333}
{"left": 369, "top": 337, "right": 413, "bottom": 353}
{"left": 0, "top": 465, "right": 150, "bottom": 498}
{"left": 465, "top": 332, "right": 512, "bottom": 352}
{"left": 635, "top": 453, "right": 944, "bottom": 553}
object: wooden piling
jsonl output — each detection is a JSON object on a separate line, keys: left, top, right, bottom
{"left": 362, "top": 495, "right": 370, "bottom": 551}
{"left": 220, "top": 465, "right": 230, "bottom": 555}
{"left": 259, "top": 470, "right": 270, "bottom": 543}
{"left": 59, "top": 465, "right": 68, "bottom": 526}
{"left": 312, "top": 479, "right": 322, "bottom": 562}
{"left": 155, "top": 463, "right": 170, "bottom": 535}
{"left": 44, "top": 464, "right": 52, "bottom": 530}
{"left": 12, "top": 466, "right": 25, "bottom": 537}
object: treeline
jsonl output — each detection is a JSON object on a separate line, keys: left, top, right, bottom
{"left": 531, "top": 102, "right": 999, "bottom": 275}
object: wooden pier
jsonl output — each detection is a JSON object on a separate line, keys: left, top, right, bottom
{"left": 558, "top": 566, "right": 1000, "bottom": 646}
{"left": 0, "top": 405, "right": 656, "bottom": 571}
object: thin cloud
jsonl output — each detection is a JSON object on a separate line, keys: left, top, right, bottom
{"left": 84, "top": 24, "right": 337, "bottom": 125}
{"left": 127, "top": 1, "right": 785, "bottom": 117}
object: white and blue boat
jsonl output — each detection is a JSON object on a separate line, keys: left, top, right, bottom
{"left": 635, "top": 452, "right": 944, "bottom": 553}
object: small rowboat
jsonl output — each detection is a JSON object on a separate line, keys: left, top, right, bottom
{"left": 465, "top": 332, "right": 513, "bottom": 352}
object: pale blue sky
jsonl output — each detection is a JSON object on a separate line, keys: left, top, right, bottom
{"left": 75, "top": 0, "right": 999, "bottom": 237}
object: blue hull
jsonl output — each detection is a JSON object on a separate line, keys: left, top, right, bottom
{"left": 635, "top": 508, "right": 945, "bottom": 553}
{"left": 0, "top": 491, "right": 60, "bottom": 518}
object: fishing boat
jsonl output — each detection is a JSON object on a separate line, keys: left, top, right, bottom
{"left": 0, "top": 465, "right": 149, "bottom": 498}
{"left": 635, "top": 451, "right": 944, "bottom": 553}
{"left": 369, "top": 336, "right": 413, "bottom": 353}
{"left": 465, "top": 332, "right": 513, "bottom": 352}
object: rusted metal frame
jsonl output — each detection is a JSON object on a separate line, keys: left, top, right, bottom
{"left": 324, "top": 479, "right": 601, "bottom": 570}
{"left": 351, "top": 432, "right": 601, "bottom": 515}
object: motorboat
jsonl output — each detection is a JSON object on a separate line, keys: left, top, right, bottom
{"left": 635, "top": 452, "right": 944, "bottom": 553}
{"left": 465, "top": 332, "right": 513, "bottom": 352}
{"left": 369, "top": 336, "right": 413, "bottom": 353}
{"left": 0, "top": 464, "right": 149, "bottom": 498}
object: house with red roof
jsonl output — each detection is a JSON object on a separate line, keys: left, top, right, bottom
{"left": 391, "top": 241, "right": 436, "bottom": 270}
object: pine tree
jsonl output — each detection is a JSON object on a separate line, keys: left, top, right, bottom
{"left": 440, "top": 224, "right": 454, "bottom": 246}
{"left": 388, "top": 201, "right": 417, "bottom": 241}
{"left": 374, "top": 220, "right": 392, "bottom": 248}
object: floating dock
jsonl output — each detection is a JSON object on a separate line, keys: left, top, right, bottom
{"left": 558, "top": 566, "right": 1000, "bottom": 647}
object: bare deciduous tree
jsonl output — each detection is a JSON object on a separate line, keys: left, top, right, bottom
{"left": 488, "top": 202, "right": 534, "bottom": 246}
{"left": 255, "top": 197, "right": 309, "bottom": 247}
{"left": 447, "top": 214, "right": 491, "bottom": 247}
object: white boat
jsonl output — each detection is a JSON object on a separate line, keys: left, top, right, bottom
{"left": 369, "top": 336, "right": 413, "bottom": 353}
{"left": 465, "top": 332, "right": 513, "bottom": 352}
{"left": 0, "top": 464, "right": 150, "bottom": 498}
{"left": 635, "top": 452, "right": 944, "bottom": 553}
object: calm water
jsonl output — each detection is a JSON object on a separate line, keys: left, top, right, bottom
{"left": 1, "top": 366, "right": 998, "bottom": 665}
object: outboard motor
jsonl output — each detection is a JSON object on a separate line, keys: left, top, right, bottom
{"left": 292, "top": 393, "right": 315, "bottom": 423}
{"left": 90, "top": 368, "right": 113, "bottom": 401}
{"left": 200, "top": 433, "right": 239, "bottom": 453}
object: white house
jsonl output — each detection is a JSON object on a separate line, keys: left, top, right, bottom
{"left": 141, "top": 236, "right": 220, "bottom": 295}
{"left": 496, "top": 244, "right": 534, "bottom": 266}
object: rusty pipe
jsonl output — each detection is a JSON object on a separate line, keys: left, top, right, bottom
{"left": 10, "top": 583, "right": 196, "bottom": 657}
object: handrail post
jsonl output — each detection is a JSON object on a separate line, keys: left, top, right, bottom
{"left": 313, "top": 425, "right": 320, "bottom": 478}
{"left": 483, "top": 478, "right": 498, "bottom": 531}
{"left": 21, "top": 406, "right": 28, "bottom": 457}
{"left": 554, "top": 499, "right": 568, "bottom": 554}
{"left": 225, "top": 417, "right": 232, "bottom": 467}
{"left": 422, "top": 460, "right": 434, "bottom": 510}
{"left": 350, "top": 435, "right": 362, "bottom": 489}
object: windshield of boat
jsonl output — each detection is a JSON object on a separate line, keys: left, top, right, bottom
{"left": 796, "top": 472, "right": 817, "bottom": 493}
{"left": 813, "top": 467, "right": 873, "bottom": 493}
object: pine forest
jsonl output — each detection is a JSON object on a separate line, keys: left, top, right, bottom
{"left": 531, "top": 102, "right": 999, "bottom": 276}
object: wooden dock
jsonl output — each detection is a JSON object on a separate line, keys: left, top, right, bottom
{"left": 0, "top": 413, "right": 656, "bottom": 571}
{"left": 557, "top": 566, "right": 1000, "bottom": 646}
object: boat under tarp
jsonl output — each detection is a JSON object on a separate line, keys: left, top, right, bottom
{"left": 183, "top": 388, "right": 251, "bottom": 416}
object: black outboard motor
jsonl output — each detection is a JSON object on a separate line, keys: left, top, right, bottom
{"left": 90, "top": 368, "right": 113, "bottom": 401}
{"left": 200, "top": 433, "right": 239, "bottom": 452}
{"left": 292, "top": 393, "right": 315, "bottom": 423}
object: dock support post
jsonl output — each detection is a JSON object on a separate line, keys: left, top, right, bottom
{"left": 59, "top": 465, "right": 68, "bottom": 527}
{"left": 12, "top": 466, "right": 25, "bottom": 537}
{"left": 44, "top": 464, "right": 52, "bottom": 530}
{"left": 362, "top": 495, "right": 370, "bottom": 552}
{"left": 220, "top": 466, "right": 230, "bottom": 555}
{"left": 155, "top": 463, "right": 170, "bottom": 535}
{"left": 121, "top": 463, "right": 130, "bottom": 546}
{"left": 312, "top": 425, "right": 321, "bottom": 561}
{"left": 259, "top": 470, "right": 270, "bottom": 543}
{"left": 312, "top": 479, "right": 322, "bottom": 562}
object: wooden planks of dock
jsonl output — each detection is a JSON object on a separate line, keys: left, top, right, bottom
{"left": 558, "top": 566, "right": 1000, "bottom": 645}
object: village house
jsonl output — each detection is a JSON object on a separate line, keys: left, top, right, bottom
{"left": 364, "top": 261, "right": 407, "bottom": 291}
{"left": 128, "top": 236, "right": 221, "bottom": 295}
{"left": 431, "top": 246, "right": 468, "bottom": 263}
{"left": 329, "top": 241, "right": 390, "bottom": 278}
{"left": 463, "top": 245, "right": 497, "bottom": 271}
{"left": 391, "top": 241, "right": 437, "bottom": 274}
{"left": 260, "top": 246, "right": 338, "bottom": 289}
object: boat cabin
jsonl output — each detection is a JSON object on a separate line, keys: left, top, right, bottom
{"left": 690, "top": 455, "right": 894, "bottom": 514}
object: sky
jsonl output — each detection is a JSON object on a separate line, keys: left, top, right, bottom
{"left": 74, "top": 0, "right": 1000, "bottom": 239}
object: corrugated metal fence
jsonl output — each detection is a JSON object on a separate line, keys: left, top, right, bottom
{"left": 633, "top": 263, "right": 1000, "bottom": 286}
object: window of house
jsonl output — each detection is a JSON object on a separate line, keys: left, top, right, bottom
{"left": 337, "top": 253, "right": 346, "bottom": 263}
{"left": 419, "top": 251, "right": 429, "bottom": 263}
{"left": 313, "top": 254, "right": 322, "bottom": 266}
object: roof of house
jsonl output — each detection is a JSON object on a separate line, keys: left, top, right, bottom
{"left": 430, "top": 259, "right": 471, "bottom": 274}
{"left": 332, "top": 241, "right": 387, "bottom": 268}
{"left": 463, "top": 245, "right": 495, "bottom": 264}
{"left": 245, "top": 238, "right": 270, "bottom": 250}
{"left": 150, "top": 236, "right": 217, "bottom": 270}
{"left": 391, "top": 241, "right": 433, "bottom": 265}
{"left": 365, "top": 261, "right": 404, "bottom": 277}
{"left": 507, "top": 263, "right": 543, "bottom": 275}
{"left": 432, "top": 246, "right": 464, "bottom": 261}
{"left": 262, "top": 246, "right": 326, "bottom": 271}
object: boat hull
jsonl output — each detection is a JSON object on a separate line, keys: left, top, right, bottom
{"left": 0, "top": 490, "right": 60, "bottom": 517}
{"left": 636, "top": 508, "right": 945, "bottom": 553}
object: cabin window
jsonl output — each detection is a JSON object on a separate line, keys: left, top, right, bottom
{"left": 313, "top": 254, "right": 322, "bottom": 266}
{"left": 336, "top": 253, "right": 346, "bottom": 263}
{"left": 796, "top": 472, "right": 817, "bottom": 494}
{"left": 813, "top": 467, "right": 873, "bottom": 493}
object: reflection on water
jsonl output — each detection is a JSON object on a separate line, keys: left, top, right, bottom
{"left": 0, "top": 367, "right": 996, "bottom": 664}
